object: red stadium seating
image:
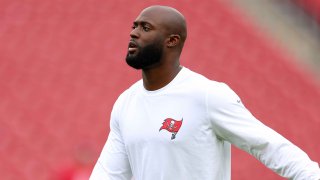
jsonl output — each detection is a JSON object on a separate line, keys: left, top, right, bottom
{"left": 0, "top": 0, "right": 319, "bottom": 179}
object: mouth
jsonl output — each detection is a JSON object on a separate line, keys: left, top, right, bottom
{"left": 128, "top": 41, "right": 138, "bottom": 54}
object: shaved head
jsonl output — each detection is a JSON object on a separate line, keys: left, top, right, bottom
{"left": 139, "top": 5, "right": 187, "bottom": 45}
{"left": 126, "top": 5, "right": 187, "bottom": 70}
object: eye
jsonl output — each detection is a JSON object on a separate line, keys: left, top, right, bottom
{"left": 142, "top": 26, "right": 151, "bottom": 32}
{"left": 131, "top": 25, "right": 137, "bottom": 29}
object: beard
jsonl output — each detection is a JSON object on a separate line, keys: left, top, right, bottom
{"left": 126, "top": 39, "right": 163, "bottom": 70}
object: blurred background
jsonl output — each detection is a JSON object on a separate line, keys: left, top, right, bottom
{"left": 0, "top": 0, "right": 319, "bottom": 179}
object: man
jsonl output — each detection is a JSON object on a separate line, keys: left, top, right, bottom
{"left": 90, "top": 5, "right": 320, "bottom": 180}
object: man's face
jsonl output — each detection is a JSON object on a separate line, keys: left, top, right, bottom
{"left": 126, "top": 36, "right": 163, "bottom": 70}
{"left": 125, "top": 11, "right": 167, "bottom": 70}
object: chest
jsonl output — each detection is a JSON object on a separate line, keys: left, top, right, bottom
{"left": 119, "top": 93, "right": 213, "bottom": 148}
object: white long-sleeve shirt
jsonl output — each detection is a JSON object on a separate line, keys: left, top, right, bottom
{"left": 90, "top": 67, "right": 320, "bottom": 180}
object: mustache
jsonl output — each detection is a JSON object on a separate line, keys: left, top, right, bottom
{"left": 128, "top": 39, "right": 139, "bottom": 48}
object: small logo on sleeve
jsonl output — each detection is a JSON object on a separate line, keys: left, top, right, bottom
{"left": 159, "top": 118, "right": 183, "bottom": 140}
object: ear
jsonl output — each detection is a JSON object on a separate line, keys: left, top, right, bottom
{"left": 166, "top": 34, "right": 181, "bottom": 48}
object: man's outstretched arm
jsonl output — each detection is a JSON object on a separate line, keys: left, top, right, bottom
{"left": 208, "top": 83, "right": 320, "bottom": 179}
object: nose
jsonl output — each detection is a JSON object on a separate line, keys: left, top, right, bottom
{"left": 130, "top": 28, "right": 139, "bottom": 39}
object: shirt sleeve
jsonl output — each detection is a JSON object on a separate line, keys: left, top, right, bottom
{"left": 207, "top": 83, "right": 320, "bottom": 179}
{"left": 90, "top": 97, "right": 132, "bottom": 180}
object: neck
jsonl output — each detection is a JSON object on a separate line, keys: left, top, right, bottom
{"left": 142, "top": 61, "right": 182, "bottom": 91}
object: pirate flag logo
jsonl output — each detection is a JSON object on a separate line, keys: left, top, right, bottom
{"left": 159, "top": 118, "right": 183, "bottom": 140}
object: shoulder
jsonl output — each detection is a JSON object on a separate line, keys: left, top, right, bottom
{"left": 184, "top": 68, "right": 240, "bottom": 105}
{"left": 208, "top": 81, "right": 238, "bottom": 99}
{"left": 180, "top": 68, "right": 240, "bottom": 106}
{"left": 205, "top": 80, "right": 244, "bottom": 112}
{"left": 185, "top": 68, "right": 236, "bottom": 97}
{"left": 113, "top": 79, "right": 143, "bottom": 109}
{"left": 180, "top": 67, "right": 212, "bottom": 88}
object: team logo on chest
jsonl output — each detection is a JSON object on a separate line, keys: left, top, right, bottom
{"left": 159, "top": 118, "right": 183, "bottom": 140}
